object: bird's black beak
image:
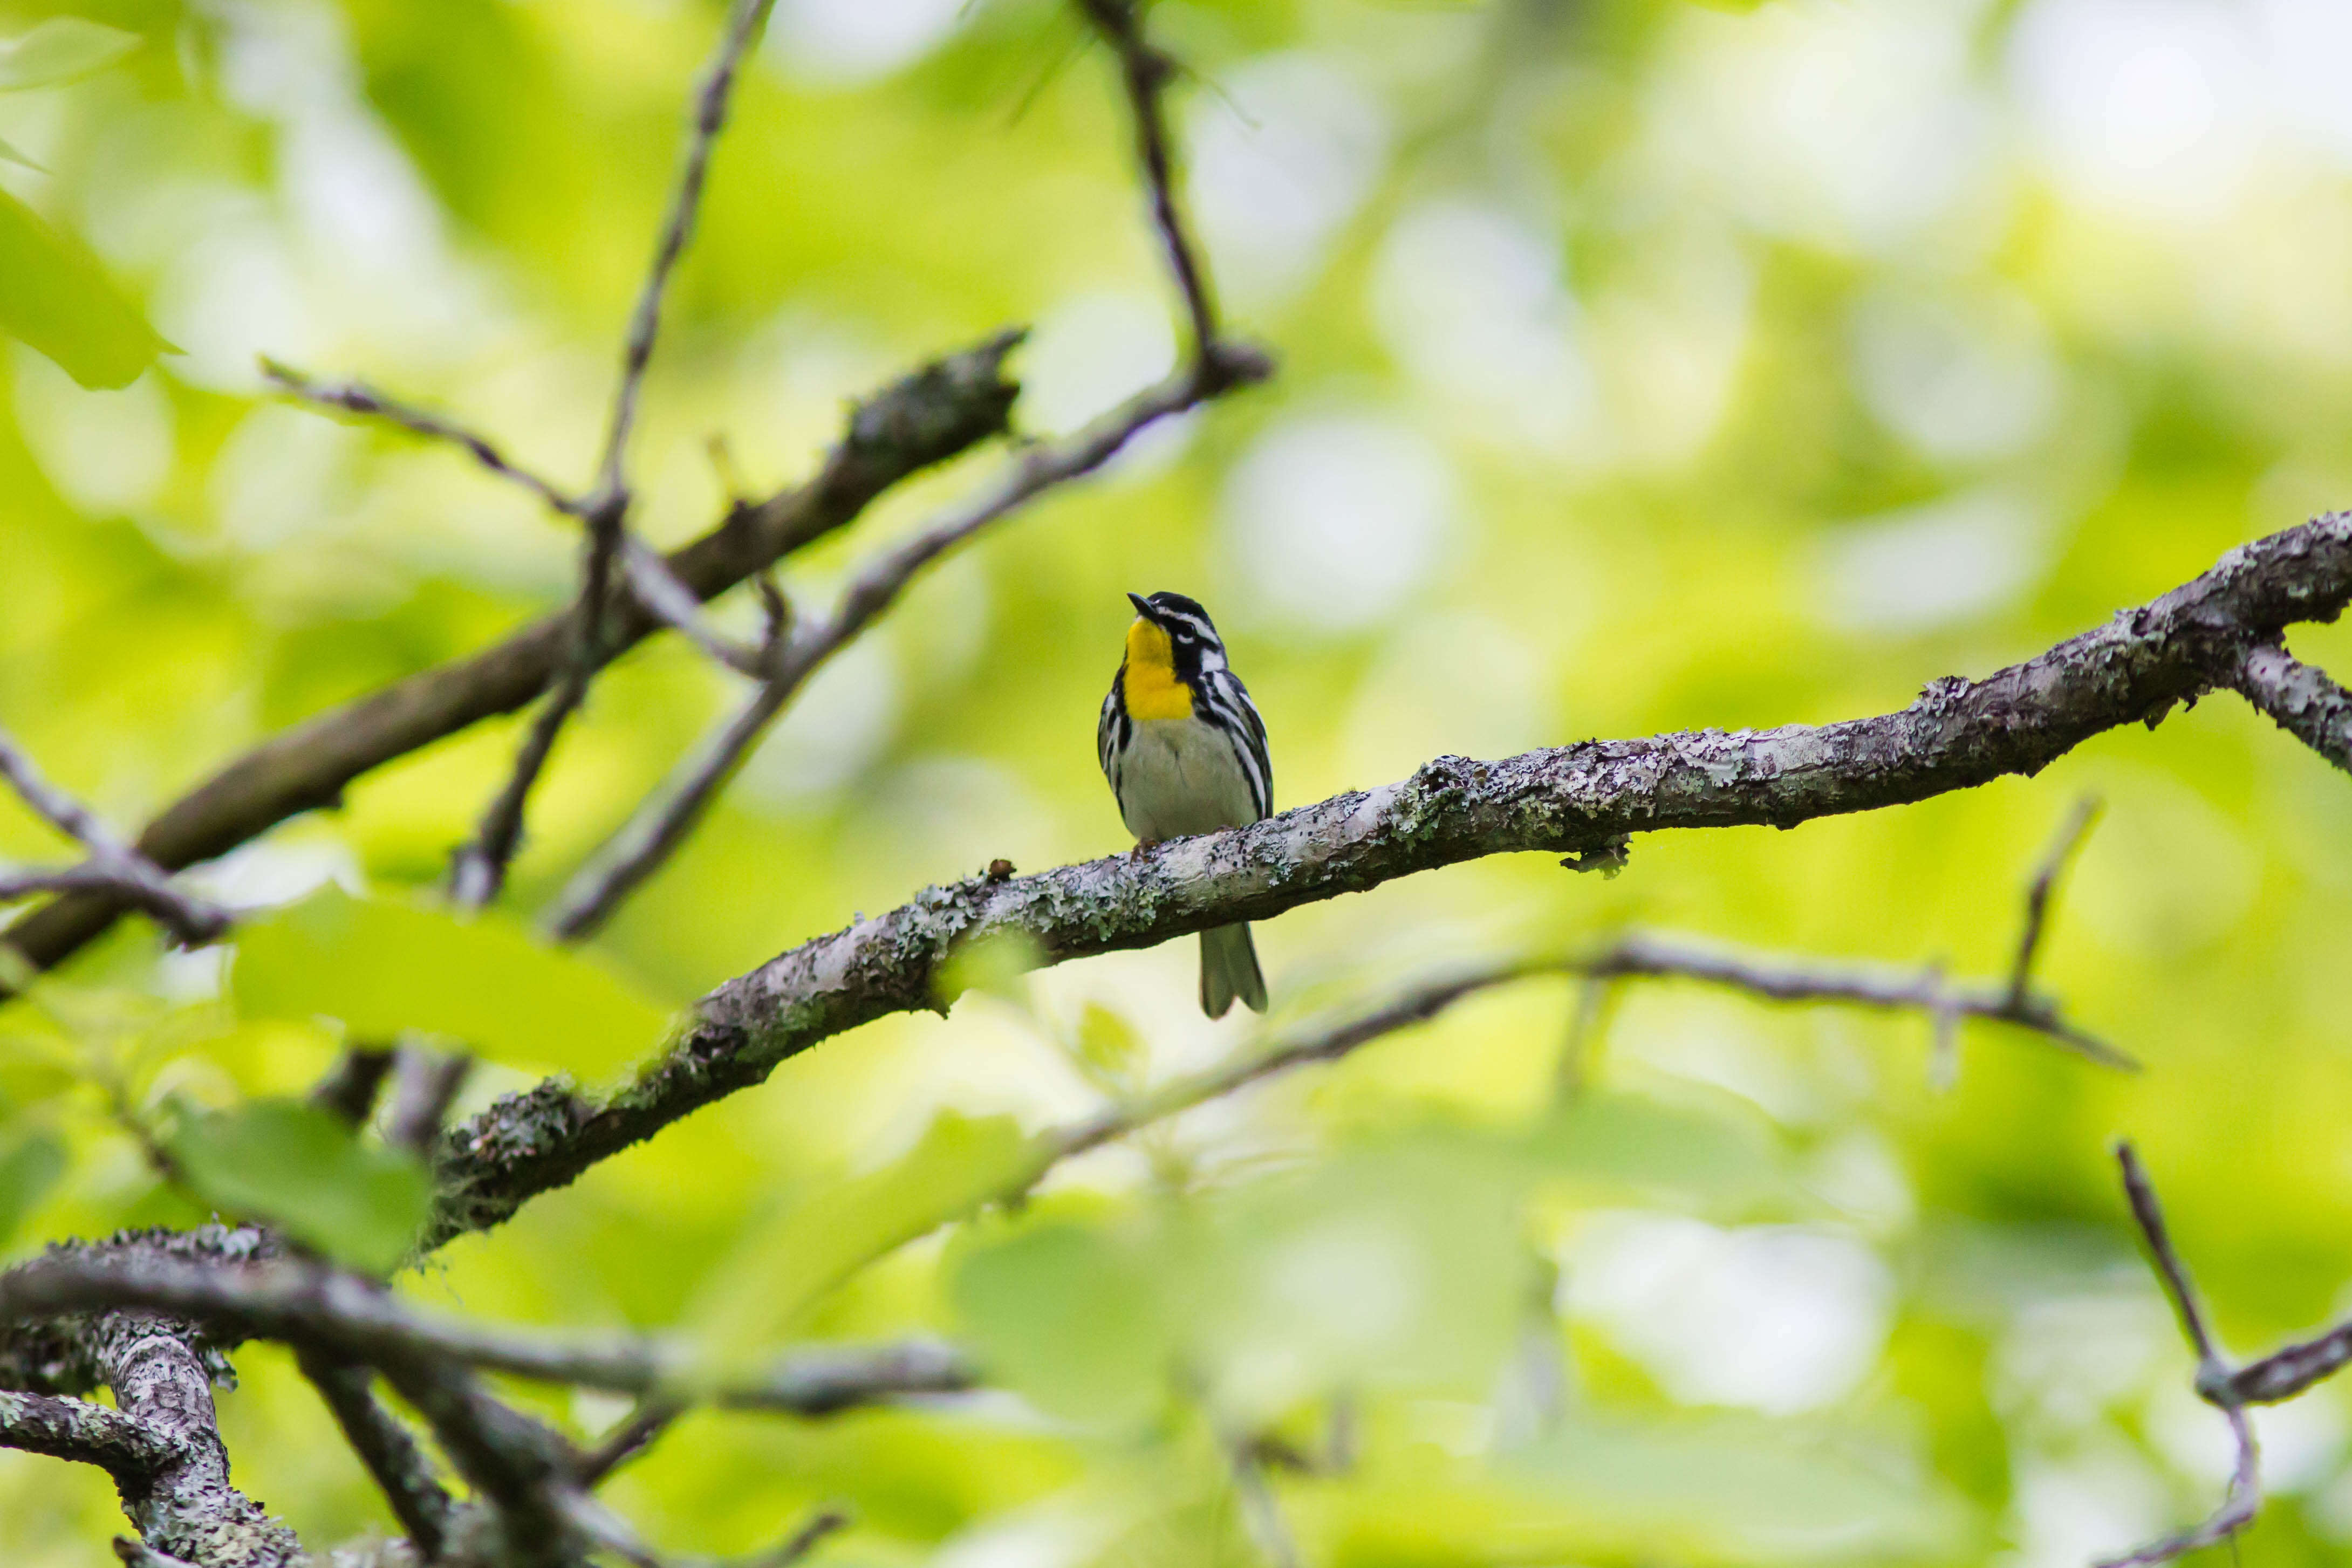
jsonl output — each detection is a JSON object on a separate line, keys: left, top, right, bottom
{"left": 1127, "top": 592, "right": 1153, "bottom": 620}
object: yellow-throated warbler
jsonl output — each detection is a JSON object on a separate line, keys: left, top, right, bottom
{"left": 1097, "top": 591, "right": 1272, "bottom": 1017}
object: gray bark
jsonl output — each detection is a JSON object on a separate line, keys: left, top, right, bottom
{"left": 425, "top": 511, "right": 2352, "bottom": 1243}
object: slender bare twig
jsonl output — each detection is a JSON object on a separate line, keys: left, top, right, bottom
{"left": 446, "top": 0, "right": 784, "bottom": 914}
{"left": 2223, "top": 641, "right": 2352, "bottom": 776}
{"left": 575, "top": 1397, "right": 684, "bottom": 1488}
{"left": 2095, "top": 1144, "right": 2261, "bottom": 1567}
{"left": 0, "top": 1249, "right": 970, "bottom": 1413}
{"left": 0, "top": 865, "right": 225, "bottom": 944}
{"left": 291, "top": 1344, "right": 456, "bottom": 1558}
{"left": 537, "top": 0, "right": 1270, "bottom": 942}
{"left": 0, "top": 726, "right": 227, "bottom": 944}
{"left": 2008, "top": 796, "right": 2102, "bottom": 1011}
{"left": 545, "top": 351, "right": 1267, "bottom": 939}
{"left": 623, "top": 537, "right": 771, "bottom": 676}
{"left": 259, "top": 358, "right": 580, "bottom": 513}
{"left": 2232, "top": 1327, "right": 2352, "bottom": 1405}
{"left": 308, "top": 1045, "right": 396, "bottom": 1128}
{"left": 1037, "top": 936, "right": 2125, "bottom": 1192}
{"left": 753, "top": 1507, "right": 852, "bottom": 1567}
{"left": 448, "top": 648, "right": 599, "bottom": 910}
{"left": 383, "top": 1044, "right": 475, "bottom": 1155}
{"left": 1076, "top": 0, "right": 1220, "bottom": 366}
{"left": 1219, "top": 1420, "right": 1303, "bottom": 1568}
{"left": 594, "top": 0, "right": 779, "bottom": 500}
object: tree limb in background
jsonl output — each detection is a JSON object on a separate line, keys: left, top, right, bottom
{"left": 542, "top": 0, "right": 1269, "bottom": 939}
{"left": 423, "top": 515, "right": 2352, "bottom": 1244}
{"left": 0, "top": 1387, "right": 178, "bottom": 1481}
{"left": 0, "top": 1247, "right": 970, "bottom": 1414}
{"left": 447, "top": 0, "right": 789, "bottom": 913}
{"left": 2099, "top": 1144, "right": 2260, "bottom": 1568}
{"left": 1076, "top": 0, "right": 1221, "bottom": 364}
{"left": 2006, "top": 795, "right": 2101, "bottom": 1012}
{"left": 291, "top": 1344, "right": 458, "bottom": 1558}
{"left": 545, "top": 343, "right": 1270, "bottom": 940}
{"left": 0, "top": 724, "right": 226, "bottom": 944}
{"left": 0, "top": 330, "right": 1024, "bottom": 978}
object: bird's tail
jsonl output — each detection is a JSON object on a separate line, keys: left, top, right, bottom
{"left": 1199, "top": 922, "right": 1267, "bottom": 1018}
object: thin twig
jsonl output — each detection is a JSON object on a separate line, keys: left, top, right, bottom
{"left": 291, "top": 1344, "right": 457, "bottom": 1558}
{"left": 307, "top": 1045, "right": 396, "bottom": 1129}
{"left": 2008, "top": 796, "right": 2102, "bottom": 1011}
{"left": 545, "top": 351, "right": 1267, "bottom": 940}
{"left": 0, "top": 865, "right": 226, "bottom": 944}
{"left": 623, "top": 538, "right": 771, "bottom": 676}
{"left": 1077, "top": 0, "right": 1220, "bottom": 366}
{"left": 1030, "top": 930, "right": 2128, "bottom": 1199}
{"left": 448, "top": 658, "right": 597, "bottom": 910}
{"left": 751, "top": 1507, "right": 852, "bottom": 1567}
{"left": 384, "top": 1044, "right": 474, "bottom": 1155}
{"left": 0, "top": 1249, "right": 971, "bottom": 1413}
{"left": 259, "top": 358, "right": 580, "bottom": 514}
{"left": 594, "top": 0, "right": 781, "bottom": 501}
{"left": 1219, "top": 1420, "right": 1303, "bottom": 1568}
{"left": 2231, "top": 1324, "right": 2352, "bottom": 1405}
{"left": 2097, "top": 1144, "right": 2261, "bottom": 1568}
{"left": 575, "top": 1396, "right": 683, "bottom": 1488}
{"left": 0, "top": 725, "right": 227, "bottom": 944}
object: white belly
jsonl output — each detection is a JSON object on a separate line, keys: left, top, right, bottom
{"left": 1115, "top": 715, "right": 1261, "bottom": 843}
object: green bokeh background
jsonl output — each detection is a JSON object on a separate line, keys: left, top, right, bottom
{"left": 5, "top": 0, "right": 2352, "bottom": 1563}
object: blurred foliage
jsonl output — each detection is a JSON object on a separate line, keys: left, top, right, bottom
{"left": 3, "top": 0, "right": 2352, "bottom": 1564}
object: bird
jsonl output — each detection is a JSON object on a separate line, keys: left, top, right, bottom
{"left": 1098, "top": 590, "right": 1273, "bottom": 1018}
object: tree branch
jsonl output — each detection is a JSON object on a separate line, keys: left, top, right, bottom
{"left": 0, "top": 331, "right": 1023, "bottom": 979}
{"left": 595, "top": 0, "right": 779, "bottom": 503}
{"left": 2221, "top": 641, "right": 2352, "bottom": 776}
{"left": 100, "top": 1322, "right": 304, "bottom": 1566}
{"left": 259, "top": 358, "right": 579, "bottom": 515}
{"left": 2098, "top": 1144, "right": 2260, "bottom": 1568}
{"left": 292, "top": 1344, "right": 457, "bottom": 1558}
{"left": 1076, "top": 0, "right": 1220, "bottom": 366}
{"left": 2007, "top": 795, "right": 2101, "bottom": 1010}
{"left": 0, "top": 724, "right": 227, "bottom": 945}
{"left": 0, "top": 1388, "right": 176, "bottom": 1481}
{"left": 422, "top": 513, "right": 2352, "bottom": 1245}
{"left": 0, "top": 1249, "right": 970, "bottom": 1414}
{"left": 545, "top": 344, "right": 1269, "bottom": 940}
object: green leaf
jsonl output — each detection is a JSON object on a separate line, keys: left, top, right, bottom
{"left": 695, "top": 1111, "right": 1041, "bottom": 1353}
{"left": 0, "top": 130, "right": 42, "bottom": 171}
{"left": 1321, "top": 1417, "right": 1965, "bottom": 1565}
{"left": 0, "top": 18, "right": 140, "bottom": 92}
{"left": 1070, "top": 1003, "right": 1145, "bottom": 1092}
{"left": 0, "top": 187, "right": 168, "bottom": 389}
{"left": 952, "top": 1218, "right": 1174, "bottom": 1422}
{"left": 1521, "top": 1090, "right": 1789, "bottom": 1210}
{"left": 0, "top": 1129, "right": 65, "bottom": 1246}
{"left": 231, "top": 888, "right": 674, "bottom": 1080}
{"left": 167, "top": 1099, "right": 432, "bottom": 1273}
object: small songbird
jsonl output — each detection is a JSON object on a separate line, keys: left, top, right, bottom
{"left": 1098, "top": 591, "right": 1273, "bottom": 1017}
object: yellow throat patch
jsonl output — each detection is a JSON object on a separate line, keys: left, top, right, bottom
{"left": 1122, "top": 617, "right": 1194, "bottom": 720}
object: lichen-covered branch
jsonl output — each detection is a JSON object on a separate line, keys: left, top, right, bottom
{"left": 0, "top": 331, "right": 1023, "bottom": 978}
{"left": 0, "top": 1387, "right": 176, "bottom": 1481}
{"left": 427, "top": 513, "right": 2352, "bottom": 1244}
